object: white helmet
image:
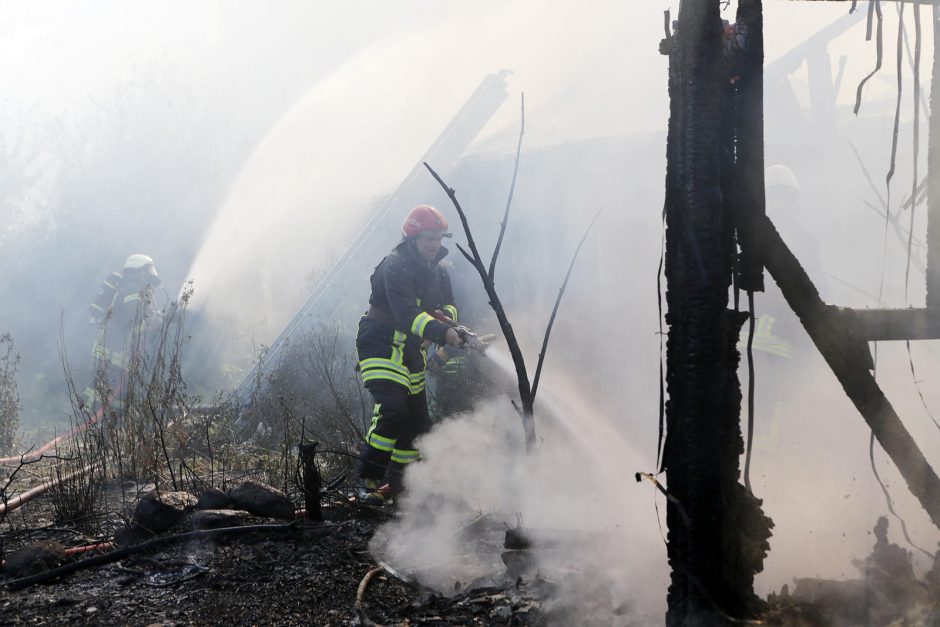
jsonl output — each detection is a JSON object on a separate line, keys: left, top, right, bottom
{"left": 123, "top": 254, "right": 159, "bottom": 280}
{"left": 124, "top": 254, "right": 153, "bottom": 270}
{"left": 765, "top": 165, "right": 800, "bottom": 192}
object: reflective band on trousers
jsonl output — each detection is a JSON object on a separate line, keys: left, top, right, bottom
{"left": 360, "top": 358, "right": 409, "bottom": 377}
{"left": 367, "top": 431, "right": 396, "bottom": 452}
{"left": 391, "top": 448, "right": 420, "bottom": 464}
{"left": 360, "top": 356, "right": 411, "bottom": 388}
{"left": 365, "top": 403, "right": 396, "bottom": 452}
{"left": 360, "top": 366, "right": 425, "bottom": 394}
{"left": 361, "top": 365, "right": 410, "bottom": 388}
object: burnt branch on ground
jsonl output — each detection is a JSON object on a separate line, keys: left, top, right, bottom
{"left": 5, "top": 521, "right": 303, "bottom": 591}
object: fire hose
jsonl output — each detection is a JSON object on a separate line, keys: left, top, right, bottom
{"left": 0, "top": 462, "right": 102, "bottom": 517}
{"left": 0, "top": 388, "right": 118, "bottom": 466}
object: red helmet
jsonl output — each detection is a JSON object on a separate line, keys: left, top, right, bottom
{"left": 402, "top": 205, "right": 451, "bottom": 239}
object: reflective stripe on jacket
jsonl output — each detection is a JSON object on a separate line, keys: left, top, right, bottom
{"left": 366, "top": 239, "right": 456, "bottom": 346}
{"left": 358, "top": 239, "right": 458, "bottom": 391}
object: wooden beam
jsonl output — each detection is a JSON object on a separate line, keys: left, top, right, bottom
{"left": 757, "top": 214, "right": 940, "bottom": 530}
{"left": 830, "top": 307, "right": 940, "bottom": 340}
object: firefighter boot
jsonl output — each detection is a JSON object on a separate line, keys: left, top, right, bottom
{"left": 355, "top": 478, "right": 386, "bottom": 506}
{"left": 388, "top": 461, "right": 406, "bottom": 501}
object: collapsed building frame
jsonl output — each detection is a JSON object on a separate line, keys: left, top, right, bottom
{"left": 662, "top": 0, "right": 940, "bottom": 623}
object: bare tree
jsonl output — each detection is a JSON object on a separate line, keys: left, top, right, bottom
{"left": 424, "top": 94, "right": 600, "bottom": 451}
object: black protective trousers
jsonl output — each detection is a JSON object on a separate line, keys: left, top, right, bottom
{"left": 356, "top": 316, "right": 433, "bottom": 491}
{"left": 358, "top": 380, "right": 432, "bottom": 491}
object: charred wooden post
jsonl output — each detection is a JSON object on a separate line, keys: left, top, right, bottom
{"left": 298, "top": 443, "right": 322, "bottom": 522}
{"left": 733, "top": 0, "right": 766, "bottom": 294}
{"left": 662, "top": 0, "right": 772, "bottom": 623}
{"left": 662, "top": 0, "right": 776, "bottom": 621}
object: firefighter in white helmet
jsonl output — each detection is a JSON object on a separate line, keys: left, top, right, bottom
{"left": 84, "top": 254, "right": 162, "bottom": 413}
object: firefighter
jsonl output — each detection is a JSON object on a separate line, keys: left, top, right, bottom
{"left": 355, "top": 205, "right": 462, "bottom": 505}
{"left": 84, "top": 254, "right": 161, "bottom": 413}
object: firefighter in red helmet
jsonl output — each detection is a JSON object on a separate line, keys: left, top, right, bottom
{"left": 355, "top": 205, "right": 462, "bottom": 505}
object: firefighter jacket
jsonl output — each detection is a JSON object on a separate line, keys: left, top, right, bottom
{"left": 358, "top": 239, "right": 458, "bottom": 393}
{"left": 91, "top": 275, "right": 156, "bottom": 370}
{"left": 368, "top": 239, "right": 457, "bottom": 344}
{"left": 89, "top": 271, "right": 123, "bottom": 325}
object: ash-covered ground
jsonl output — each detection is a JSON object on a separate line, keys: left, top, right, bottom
{"left": 0, "top": 481, "right": 549, "bottom": 627}
{"left": 2, "top": 476, "right": 940, "bottom": 626}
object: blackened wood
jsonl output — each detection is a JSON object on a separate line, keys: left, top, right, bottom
{"left": 733, "top": 0, "right": 767, "bottom": 293}
{"left": 829, "top": 307, "right": 940, "bottom": 340}
{"left": 299, "top": 443, "right": 322, "bottom": 522}
{"left": 756, "top": 215, "right": 940, "bottom": 529}
{"left": 503, "top": 527, "right": 603, "bottom": 551}
{"left": 424, "top": 163, "right": 536, "bottom": 449}
{"left": 6, "top": 522, "right": 302, "bottom": 591}
{"left": 663, "top": 0, "right": 760, "bottom": 622}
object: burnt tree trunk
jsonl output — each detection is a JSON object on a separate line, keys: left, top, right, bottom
{"left": 663, "top": 0, "right": 772, "bottom": 623}
{"left": 299, "top": 443, "right": 322, "bottom": 522}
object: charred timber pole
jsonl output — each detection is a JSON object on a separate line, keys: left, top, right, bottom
{"left": 929, "top": 3, "right": 940, "bottom": 308}
{"left": 663, "top": 0, "right": 753, "bottom": 623}
{"left": 757, "top": 215, "right": 940, "bottom": 528}
{"left": 299, "top": 443, "right": 322, "bottom": 522}
{"left": 734, "top": 0, "right": 766, "bottom": 293}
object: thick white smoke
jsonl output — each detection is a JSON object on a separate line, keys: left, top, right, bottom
{"left": 371, "top": 348, "right": 668, "bottom": 623}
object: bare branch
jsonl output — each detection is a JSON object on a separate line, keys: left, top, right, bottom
{"left": 531, "top": 208, "right": 602, "bottom": 402}
{"left": 424, "top": 161, "right": 535, "bottom": 449}
{"left": 424, "top": 163, "right": 489, "bottom": 277}
{"left": 455, "top": 242, "right": 477, "bottom": 267}
{"left": 488, "top": 93, "right": 525, "bottom": 282}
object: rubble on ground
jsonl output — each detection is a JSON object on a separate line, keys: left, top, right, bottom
{"left": 228, "top": 480, "right": 294, "bottom": 520}
{"left": 0, "top": 480, "right": 545, "bottom": 625}
{"left": 766, "top": 517, "right": 940, "bottom": 625}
